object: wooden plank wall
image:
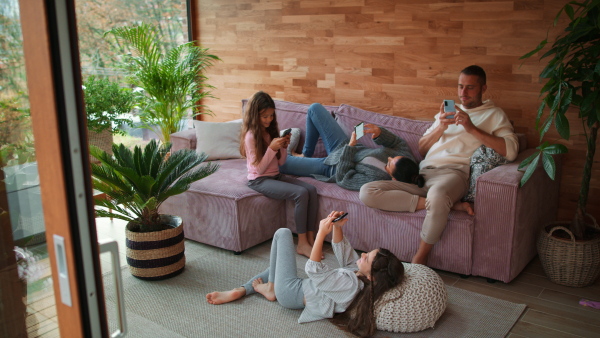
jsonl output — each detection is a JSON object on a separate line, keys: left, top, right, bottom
{"left": 194, "top": 0, "right": 599, "bottom": 223}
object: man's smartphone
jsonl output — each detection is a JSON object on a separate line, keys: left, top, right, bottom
{"left": 443, "top": 100, "right": 455, "bottom": 119}
{"left": 281, "top": 128, "right": 292, "bottom": 137}
{"left": 354, "top": 122, "right": 365, "bottom": 139}
{"left": 333, "top": 212, "right": 348, "bottom": 222}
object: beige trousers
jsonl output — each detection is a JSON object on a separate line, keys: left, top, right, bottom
{"left": 359, "top": 168, "right": 469, "bottom": 244}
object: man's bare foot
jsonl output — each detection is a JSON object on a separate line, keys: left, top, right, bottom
{"left": 252, "top": 278, "right": 276, "bottom": 301}
{"left": 206, "top": 287, "right": 246, "bottom": 305}
{"left": 296, "top": 242, "right": 313, "bottom": 258}
{"left": 452, "top": 201, "right": 475, "bottom": 215}
{"left": 292, "top": 152, "right": 304, "bottom": 157}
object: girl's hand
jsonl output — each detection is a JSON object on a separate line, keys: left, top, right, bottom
{"left": 317, "top": 213, "right": 337, "bottom": 236}
{"left": 269, "top": 137, "right": 287, "bottom": 151}
{"left": 364, "top": 123, "right": 381, "bottom": 139}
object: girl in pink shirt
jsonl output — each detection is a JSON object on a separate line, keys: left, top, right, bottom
{"left": 240, "top": 91, "right": 319, "bottom": 258}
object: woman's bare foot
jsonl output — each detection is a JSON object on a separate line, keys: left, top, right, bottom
{"left": 452, "top": 201, "right": 475, "bottom": 215}
{"left": 292, "top": 152, "right": 304, "bottom": 157}
{"left": 252, "top": 278, "right": 276, "bottom": 301}
{"left": 206, "top": 287, "right": 246, "bottom": 305}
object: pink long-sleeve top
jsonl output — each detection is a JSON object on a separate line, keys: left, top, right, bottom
{"left": 244, "top": 131, "right": 287, "bottom": 180}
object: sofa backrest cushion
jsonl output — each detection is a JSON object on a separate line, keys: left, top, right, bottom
{"left": 335, "top": 104, "right": 433, "bottom": 162}
{"left": 241, "top": 99, "right": 339, "bottom": 157}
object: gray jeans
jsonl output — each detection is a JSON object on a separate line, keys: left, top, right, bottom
{"left": 242, "top": 228, "right": 305, "bottom": 309}
{"left": 248, "top": 174, "right": 318, "bottom": 234}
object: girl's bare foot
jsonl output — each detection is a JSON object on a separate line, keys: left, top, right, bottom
{"left": 296, "top": 242, "right": 313, "bottom": 258}
{"left": 452, "top": 201, "right": 475, "bottom": 215}
{"left": 206, "top": 287, "right": 246, "bottom": 305}
{"left": 252, "top": 278, "right": 276, "bottom": 301}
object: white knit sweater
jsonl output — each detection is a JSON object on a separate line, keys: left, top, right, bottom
{"left": 419, "top": 100, "right": 518, "bottom": 174}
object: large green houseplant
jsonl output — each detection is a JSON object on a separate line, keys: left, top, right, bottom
{"left": 83, "top": 76, "right": 136, "bottom": 162}
{"left": 105, "top": 23, "right": 221, "bottom": 143}
{"left": 90, "top": 140, "right": 219, "bottom": 279}
{"left": 519, "top": 0, "right": 600, "bottom": 287}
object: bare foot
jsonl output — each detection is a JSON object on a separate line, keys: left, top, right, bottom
{"left": 292, "top": 152, "right": 304, "bottom": 157}
{"left": 296, "top": 242, "right": 313, "bottom": 258}
{"left": 252, "top": 278, "right": 276, "bottom": 301}
{"left": 452, "top": 201, "right": 475, "bottom": 215}
{"left": 206, "top": 287, "right": 246, "bottom": 305}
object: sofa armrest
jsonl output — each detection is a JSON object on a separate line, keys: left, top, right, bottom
{"left": 171, "top": 129, "right": 196, "bottom": 152}
{"left": 471, "top": 148, "right": 563, "bottom": 282}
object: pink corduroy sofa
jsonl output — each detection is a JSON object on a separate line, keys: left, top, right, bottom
{"left": 161, "top": 99, "right": 562, "bottom": 283}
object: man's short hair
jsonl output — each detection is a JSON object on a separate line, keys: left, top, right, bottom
{"left": 460, "top": 65, "right": 486, "bottom": 85}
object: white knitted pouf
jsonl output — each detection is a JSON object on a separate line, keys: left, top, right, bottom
{"left": 375, "top": 263, "right": 447, "bottom": 333}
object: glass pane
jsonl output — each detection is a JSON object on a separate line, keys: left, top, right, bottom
{"left": 0, "top": 0, "right": 58, "bottom": 336}
{"left": 75, "top": 0, "right": 190, "bottom": 152}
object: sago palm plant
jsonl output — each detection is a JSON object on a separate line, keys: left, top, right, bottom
{"left": 90, "top": 140, "right": 219, "bottom": 233}
{"left": 105, "top": 23, "right": 221, "bottom": 143}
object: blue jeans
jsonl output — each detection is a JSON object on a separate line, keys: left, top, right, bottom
{"left": 279, "top": 103, "right": 349, "bottom": 177}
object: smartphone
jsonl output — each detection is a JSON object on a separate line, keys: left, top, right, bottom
{"left": 354, "top": 122, "right": 365, "bottom": 139}
{"left": 333, "top": 212, "right": 348, "bottom": 222}
{"left": 443, "top": 100, "right": 455, "bottom": 119}
{"left": 281, "top": 128, "right": 292, "bottom": 137}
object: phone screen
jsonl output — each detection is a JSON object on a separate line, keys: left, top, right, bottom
{"left": 354, "top": 122, "right": 365, "bottom": 139}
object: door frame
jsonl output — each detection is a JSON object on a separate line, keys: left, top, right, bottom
{"left": 20, "top": 0, "right": 107, "bottom": 336}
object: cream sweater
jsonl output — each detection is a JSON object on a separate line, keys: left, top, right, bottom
{"left": 419, "top": 100, "right": 518, "bottom": 174}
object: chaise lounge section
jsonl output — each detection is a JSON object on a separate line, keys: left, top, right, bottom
{"left": 161, "top": 99, "right": 562, "bottom": 283}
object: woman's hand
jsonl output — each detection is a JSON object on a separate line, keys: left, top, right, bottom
{"left": 349, "top": 131, "right": 358, "bottom": 146}
{"left": 364, "top": 123, "right": 381, "bottom": 139}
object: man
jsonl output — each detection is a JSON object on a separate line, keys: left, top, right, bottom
{"left": 359, "top": 65, "right": 519, "bottom": 265}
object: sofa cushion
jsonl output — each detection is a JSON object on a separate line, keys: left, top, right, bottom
{"left": 375, "top": 263, "right": 447, "bottom": 333}
{"left": 334, "top": 104, "right": 432, "bottom": 162}
{"left": 463, "top": 145, "right": 510, "bottom": 203}
{"left": 193, "top": 119, "right": 243, "bottom": 160}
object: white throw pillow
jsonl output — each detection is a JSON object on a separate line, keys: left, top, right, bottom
{"left": 193, "top": 119, "right": 243, "bottom": 160}
{"left": 280, "top": 128, "right": 301, "bottom": 153}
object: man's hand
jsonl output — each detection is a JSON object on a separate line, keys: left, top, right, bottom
{"left": 453, "top": 106, "right": 475, "bottom": 133}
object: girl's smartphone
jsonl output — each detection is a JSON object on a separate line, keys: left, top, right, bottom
{"left": 281, "top": 128, "right": 292, "bottom": 137}
{"left": 443, "top": 100, "right": 455, "bottom": 118}
{"left": 354, "top": 122, "right": 365, "bottom": 139}
{"left": 333, "top": 212, "right": 348, "bottom": 222}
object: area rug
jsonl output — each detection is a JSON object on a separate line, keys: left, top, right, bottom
{"left": 102, "top": 240, "right": 526, "bottom": 337}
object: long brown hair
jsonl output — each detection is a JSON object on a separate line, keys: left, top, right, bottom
{"left": 239, "top": 91, "right": 279, "bottom": 165}
{"left": 332, "top": 248, "right": 404, "bottom": 337}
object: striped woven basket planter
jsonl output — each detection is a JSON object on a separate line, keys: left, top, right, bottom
{"left": 125, "top": 215, "right": 185, "bottom": 280}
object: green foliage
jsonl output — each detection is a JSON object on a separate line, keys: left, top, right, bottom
{"left": 83, "top": 75, "right": 136, "bottom": 134}
{"left": 0, "top": 97, "right": 35, "bottom": 167}
{"left": 105, "top": 23, "right": 221, "bottom": 143}
{"left": 519, "top": 0, "right": 600, "bottom": 239}
{"left": 90, "top": 139, "right": 219, "bottom": 233}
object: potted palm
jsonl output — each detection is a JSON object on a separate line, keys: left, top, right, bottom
{"left": 83, "top": 75, "right": 136, "bottom": 162}
{"left": 105, "top": 23, "right": 221, "bottom": 143}
{"left": 90, "top": 140, "right": 219, "bottom": 279}
{"left": 519, "top": 0, "right": 600, "bottom": 287}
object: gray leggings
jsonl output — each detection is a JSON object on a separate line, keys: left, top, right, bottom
{"left": 247, "top": 174, "right": 318, "bottom": 234}
{"left": 242, "top": 228, "right": 305, "bottom": 309}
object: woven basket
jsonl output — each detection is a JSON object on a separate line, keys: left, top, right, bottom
{"left": 88, "top": 128, "right": 113, "bottom": 163}
{"left": 125, "top": 215, "right": 185, "bottom": 280}
{"left": 537, "top": 215, "right": 600, "bottom": 287}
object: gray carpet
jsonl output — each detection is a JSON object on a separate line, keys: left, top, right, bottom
{"left": 102, "top": 239, "right": 526, "bottom": 337}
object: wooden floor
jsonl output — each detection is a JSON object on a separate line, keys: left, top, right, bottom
{"left": 26, "top": 217, "right": 600, "bottom": 337}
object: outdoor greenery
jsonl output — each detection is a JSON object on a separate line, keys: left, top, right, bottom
{"left": 90, "top": 140, "right": 219, "bottom": 233}
{"left": 105, "top": 23, "right": 221, "bottom": 143}
{"left": 519, "top": 0, "right": 599, "bottom": 239}
{"left": 83, "top": 76, "right": 136, "bottom": 135}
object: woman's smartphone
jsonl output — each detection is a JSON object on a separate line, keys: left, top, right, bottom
{"left": 354, "top": 122, "right": 365, "bottom": 139}
{"left": 333, "top": 212, "right": 348, "bottom": 222}
{"left": 443, "top": 100, "right": 455, "bottom": 119}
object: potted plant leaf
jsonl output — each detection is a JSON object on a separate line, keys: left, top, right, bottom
{"left": 104, "top": 23, "right": 221, "bottom": 143}
{"left": 519, "top": 0, "right": 600, "bottom": 287}
{"left": 90, "top": 140, "right": 219, "bottom": 279}
{"left": 83, "top": 75, "right": 136, "bottom": 162}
